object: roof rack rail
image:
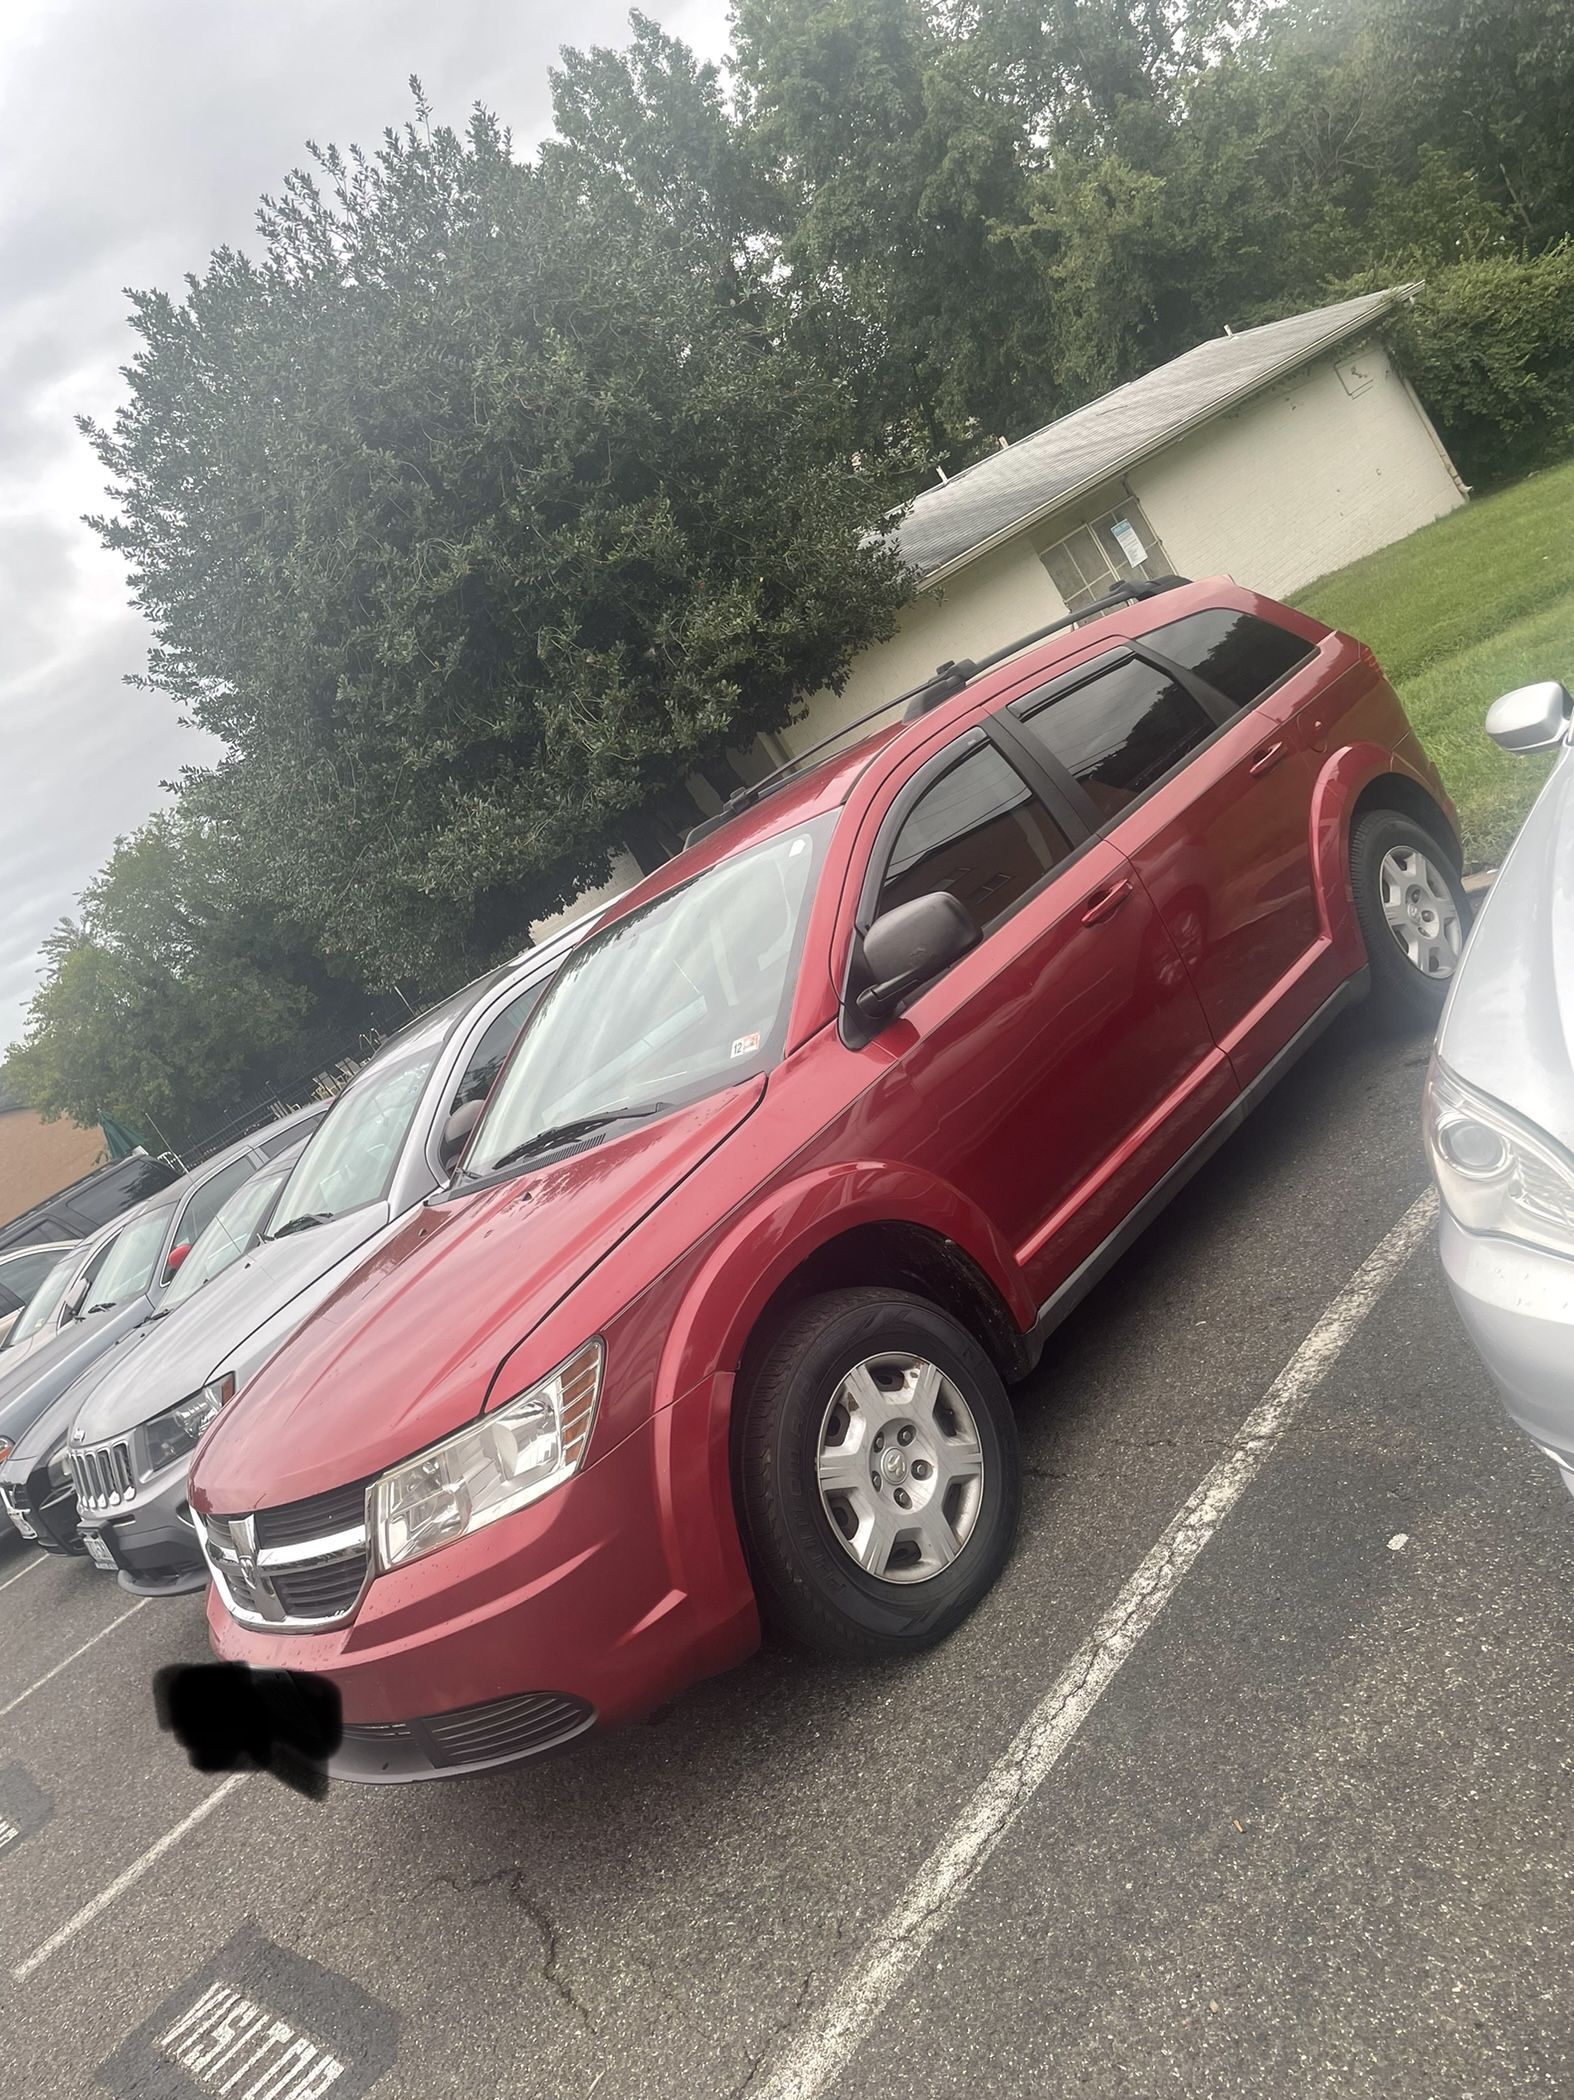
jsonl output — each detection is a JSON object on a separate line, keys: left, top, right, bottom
{"left": 683, "top": 575, "right": 1189, "bottom": 849}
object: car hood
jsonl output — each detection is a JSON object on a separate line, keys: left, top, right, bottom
{"left": 1438, "top": 747, "right": 1574, "bottom": 1151}
{"left": 0, "top": 1353, "right": 116, "bottom": 1482}
{"left": 0, "top": 1297, "right": 152, "bottom": 1447}
{"left": 192, "top": 1084, "right": 763, "bottom": 1513}
{"left": 69, "top": 1206, "right": 391, "bottom": 1446}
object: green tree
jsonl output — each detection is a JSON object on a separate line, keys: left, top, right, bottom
{"left": 83, "top": 90, "right": 914, "bottom": 993}
{"left": 3, "top": 814, "right": 365, "bottom": 1137}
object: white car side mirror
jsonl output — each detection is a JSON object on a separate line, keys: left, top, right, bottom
{"left": 1485, "top": 680, "right": 1572, "bottom": 755}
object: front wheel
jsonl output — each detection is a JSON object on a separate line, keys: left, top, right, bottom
{"left": 1349, "top": 810, "right": 1471, "bottom": 1028}
{"left": 736, "top": 1288, "right": 1021, "bottom": 1661}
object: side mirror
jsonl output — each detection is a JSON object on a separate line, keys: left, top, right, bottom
{"left": 164, "top": 1242, "right": 192, "bottom": 1279}
{"left": 855, "top": 892, "right": 980, "bottom": 1026}
{"left": 60, "top": 1275, "right": 89, "bottom": 1325}
{"left": 1485, "top": 680, "right": 1572, "bottom": 755}
{"left": 439, "top": 1096, "right": 485, "bottom": 1171}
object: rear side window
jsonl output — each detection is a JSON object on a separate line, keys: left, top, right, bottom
{"left": 1019, "top": 662, "right": 1215, "bottom": 822}
{"left": 171, "top": 1156, "right": 257, "bottom": 1262}
{"left": 257, "top": 1110, "right": 324, "bottom": 1160}
{"left": 876, "top": 743, "right": 1072, "bottom": 931}
{"left": 1147, "top": 608, "right": 1315, "bottom": 711}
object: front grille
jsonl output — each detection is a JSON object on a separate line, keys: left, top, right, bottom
{"left": 340, "top": 1691, "right": 594, "bottom": 1772}
{"left": 254, "top": 1479, "right": 369, "bottom": 1548}
{"left": 270, "top": 1557, "right": 368, "bottom": 1619}
{"left": 69, "top": 1439, "right": 135, "bottom": 1511}
{"left": 200, "top": 1479, "right": 374, "bottom": 1631}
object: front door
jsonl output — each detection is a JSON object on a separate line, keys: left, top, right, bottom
{"left": 847, "top": 726, "right": 1234, "bottom": 1309}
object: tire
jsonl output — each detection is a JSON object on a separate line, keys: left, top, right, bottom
{"left": 736, "top": 1288, "right": 1021, "bottom": 1661}
{"left": 1349, "top": 809, "right": 1471, "bottom": 1029}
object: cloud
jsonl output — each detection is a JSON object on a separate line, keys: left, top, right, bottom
{"left": 0, "top": 0, "right": 731, "bottom": 1050}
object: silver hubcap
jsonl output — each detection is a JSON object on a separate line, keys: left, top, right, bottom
{"left": 1379, "top": 846, "right": 1462, "bottom": 979}
{"left": 815, "top": 1352, "right": 985, "bottom": 1585}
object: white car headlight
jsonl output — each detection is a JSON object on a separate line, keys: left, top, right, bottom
{"left": 1425, "top": 1059, "right": 1574, "bottom": 1260}
{"left": 372, "top": 1340, "right": 603, "bottom": 1573}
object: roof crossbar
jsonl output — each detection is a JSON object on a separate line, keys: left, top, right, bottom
{"left": 683, "top": 575, "right": 1189, "bottom": 849}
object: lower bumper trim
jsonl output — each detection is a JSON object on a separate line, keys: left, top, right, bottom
{"left": 335, "top": 1688, "right": 596, "bottom": 1783}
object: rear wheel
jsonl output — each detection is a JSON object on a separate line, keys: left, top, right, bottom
{"left": 736, "top": 1288, "right": 1020, "bottom": 1660}
{"left": 1349, "top": 810, "right": 1470, "bottom": 1028}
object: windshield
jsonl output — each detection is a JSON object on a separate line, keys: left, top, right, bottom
{"left": 268, "top": 1049, "right": 440, "bottom": 1234}
{"left": 5, "top": 1249, "right": 82, "bottom": 1348}
{"left": 467, "top": 816, "right": 830, "bottom": 1179}
{"left": 163, "top": 1162, "right": 291, "bottom": 1309}
{"left": 82, "top": 1207, "right": 176, "bottom": 1314}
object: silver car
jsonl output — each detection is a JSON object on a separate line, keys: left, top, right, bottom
{"left": 1427, "top": 678, "right": 1574, "bottom": 1495}
{"left": 66, "top": 916, "right": 594, "bottom": 1594}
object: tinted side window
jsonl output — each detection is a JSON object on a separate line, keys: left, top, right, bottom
{"left": 1147, "top": 609, "right": 1315, "bottom": 711}
{"left": 66, "top": 1157, "right": 177, "bottom": 1230}
{"left": 258, "top": 1111, "right": 324, "bottom": 1160}
{"left": 173, "top": 1157, "right": 256, "bottom": 1257}
{"left": 876, "top": 743, "right": 1072, "bottom": 932}
{"left": 449, "top": 984, "right": 547, "bottom": 1115}
{"left": 1020, "top": 662, "right": 1214, "bottom": 823}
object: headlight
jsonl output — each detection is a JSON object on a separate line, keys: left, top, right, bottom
{"left": 373, "top": 1340, "right": 603, "bottom": 1573}
{"left": 47, "top": 1448, "right": 72, "bottom": 1490}
{"left": 141, "top": 1372, "right": 237, "bottom": 1479}
{"left": 1425, "top": 1059, "right": 1574, "bottom": 1260}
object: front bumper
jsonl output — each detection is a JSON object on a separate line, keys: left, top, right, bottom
{"left": 1439, "top": 1211, "right": 1574, "bottom": 1490}
{"left": 202, "top": 1383, "right": 757, "bottom": 1783}
{"left": 79, "top": 1453, "right": 208, "bottom": 1596}
{"left": 1, "top": 1470, "right": 84, "bottom": 1557}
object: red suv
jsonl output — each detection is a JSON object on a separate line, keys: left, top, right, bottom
{"left": 189, "top": 580, "right": 1467, "bottom": 1781}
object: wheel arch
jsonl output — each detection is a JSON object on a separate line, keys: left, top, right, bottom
{"left": 1349, "top": 770, "right": 1464, "bottom": 869}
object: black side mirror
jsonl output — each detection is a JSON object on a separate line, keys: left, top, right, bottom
{"left": 855, "top": 892, "right": 980, "bottom": 1027}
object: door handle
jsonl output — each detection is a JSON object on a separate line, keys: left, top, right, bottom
{"left": 1081, "top": 877, "right": 1134, "bottom": 926}
{"left": 1248, "top": 740, "right": 1288, "bottom": 777}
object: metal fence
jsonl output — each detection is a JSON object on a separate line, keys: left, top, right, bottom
{"left": 161, "top": 1025, "right": 397, "bottom": 1171}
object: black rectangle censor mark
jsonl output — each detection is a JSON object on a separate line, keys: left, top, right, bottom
{"left": 97, "top": 1926, "right": 397, "bottom": 2099}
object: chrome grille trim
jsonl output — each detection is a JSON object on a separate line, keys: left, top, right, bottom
{"left": 69, "top": 1438, "right": 137, "bottom": 1512}
{"left": 198, "top": 1486, "right": 374, "bottom": 1631}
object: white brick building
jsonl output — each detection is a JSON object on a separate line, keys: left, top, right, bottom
{"left": 534, "top": 285, "right": 1464, "bottom": 932}
{"left": 781, "top": 285, "right": 1465, "bottom": 758}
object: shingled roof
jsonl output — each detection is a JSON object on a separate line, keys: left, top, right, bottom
{"left": 896, "top": 286, "right": 1419, "bottom": 580}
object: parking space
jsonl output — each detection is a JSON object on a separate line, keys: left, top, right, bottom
{"left": 2, "top": 1010, "right": 1571, "bottom": 2099}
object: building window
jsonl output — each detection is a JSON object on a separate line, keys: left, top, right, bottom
{"left": 1039, "top": 500, "right": 1172, "bottom": 613}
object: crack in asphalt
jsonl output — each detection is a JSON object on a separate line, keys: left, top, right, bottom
{"left": 731, "top": 1968, "right": 816, "bottom": 2100}
{"left": 420, "top": 1866, "right": 594, "bottom": 2031}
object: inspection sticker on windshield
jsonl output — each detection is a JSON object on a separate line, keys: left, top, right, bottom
{"left": 98, "top": 1927, "right": 398, "bottom": 2100}
{"left": 0, "top": 1764, "right": 52, "bottom": 1862}
{"left": 730, "top": 1032, "right": 761, "bottom": 1059}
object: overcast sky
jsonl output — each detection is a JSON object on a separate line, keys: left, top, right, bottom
{"left": 0, "top": 0, "right": 730, "bottom": 1050}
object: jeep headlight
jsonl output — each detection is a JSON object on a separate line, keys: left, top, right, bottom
{"left": 141, "top": 1372, "right": 237, "bottom": 1479}
{"left": 372, "top": 1341, "right": 603, "bottom": 1573}
{"left": 1425, "top": 1060, "right": 1574, "bottom": 1260}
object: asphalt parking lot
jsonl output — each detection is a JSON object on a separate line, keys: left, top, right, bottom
{"left": 2, "top": 1006, "right": 1571, "bottom": 2100}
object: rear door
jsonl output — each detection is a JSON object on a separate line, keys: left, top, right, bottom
{"left": 846, "top": 722, "right": 1232, "bottom": 1310}
{"left": 1007, "top": 613, "right": 1328, "bottom": 1089}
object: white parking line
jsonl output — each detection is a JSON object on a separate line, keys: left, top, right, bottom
{"left": 0, "top": 1598, "right": 149, "bottom": 1720}
{"left": 11, "top": 1774, "right": 248, "bottom": 1982}
{"left": 752, "top": 1188, "right": 1439, "bottom": 2100}
{"left": 0, "top": 1553, "right": 46, "bottom": 1594}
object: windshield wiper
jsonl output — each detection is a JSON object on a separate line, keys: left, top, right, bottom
{"left": 268, "top": 1211, "right": 330, "bottom": 1240}
{"left": 479, "top": 1102, "right": 670, "bottom": 1177}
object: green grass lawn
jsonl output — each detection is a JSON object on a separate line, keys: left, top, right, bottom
{"left": 1294, "top": 455, "right": 1574, "bottom": 868}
